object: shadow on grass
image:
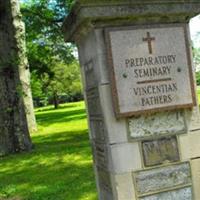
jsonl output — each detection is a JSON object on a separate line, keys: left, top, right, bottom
{"left": 0, "top": 161, "right": 96, "bottom": 200}
{"left": 36, "top": 109, "right": 86, "bottom": 126}
{"left": 36, "top": 103, "right": 78, "bottom": 113}
{"left": 0, "top": 102, "right": 97, "bottom": 200}
{"left": 33, "top": 130, "right": 89, "bottom": 145}
{"left": 0, "top": 128, "right": 97, "bottom": 200}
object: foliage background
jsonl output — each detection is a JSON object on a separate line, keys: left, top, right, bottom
{"left": 21, "top": 0, "right": 81, "bottom": 108}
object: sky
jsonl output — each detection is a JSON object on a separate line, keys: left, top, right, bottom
{"left": 190, "top": 14, "right": 200, "bottom": 48}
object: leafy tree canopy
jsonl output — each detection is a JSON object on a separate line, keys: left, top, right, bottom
{"left": 20, "top": 0, "right": 75, "bottom": 77}
{"left": 20, "top": 0, "right": 83, "bottom": 107}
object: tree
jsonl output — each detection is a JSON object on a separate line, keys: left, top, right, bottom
{"left": 21, "top": 0, "right": 75, "bottom": 76}
{"left": 0, "top": 0, "right": 32, "bottom": 155}
{"left": 31, "top": 61, "right": 83, "bottom": 109}
{"left": 45, "top": 61, "right": 82, "bottom": 108}
{"left": 20, "top": 0, "right": 80, "bottom": 108}
{"left": 16, "top": 3, "right": 37, "bottom": 132}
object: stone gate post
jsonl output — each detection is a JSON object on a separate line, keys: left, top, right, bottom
{"left": 63, "top": 1, "right": 200, "bottom": 199}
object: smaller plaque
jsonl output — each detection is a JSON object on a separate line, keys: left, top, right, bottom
{"left": 142, "top": 136, "right": 180, "bottom": 167}
{"left": 139, "top": 187, "right": 192, "bottom": 200}
{"left": 134, "top": 162, "right": 191, "bottom": 196}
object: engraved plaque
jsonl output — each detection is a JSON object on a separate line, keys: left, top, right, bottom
{"left": 142, "top": 136, "right": 180, "bottom": 167}
{"left": 139, "top": 187, "right": 192, "bottom": 200}
{"left": 106, "top": 24, "right": 196, "bottom": 117}
{"left": 134, "top": 162, "right": 191, "bottom": 196}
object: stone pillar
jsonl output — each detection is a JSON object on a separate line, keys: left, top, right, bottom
{"left": 63, "top": 1, "right": 200, "bottom": 199}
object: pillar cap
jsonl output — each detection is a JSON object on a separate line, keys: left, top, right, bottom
{"left": 63, "top": 0, "right": 200, "bottom": 42}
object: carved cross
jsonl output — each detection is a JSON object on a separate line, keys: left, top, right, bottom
{"left": 143, "top": 32, "right": 155, "bottom": 54}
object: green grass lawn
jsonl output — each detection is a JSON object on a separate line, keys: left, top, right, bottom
{"left": 0, "top": 101, "right": 97, "bottom": 200}
{"left": 0, "top": 92, "right": 200, "bottom": 200}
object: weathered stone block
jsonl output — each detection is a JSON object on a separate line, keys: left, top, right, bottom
{"left": 78, "top": 30, "right": 110, "bottom": 89}
{"left": 77, "top": 31, "right": 96, "bottom": 63}
{"left": 93, "top": 141, "right": 141, "bottom": 173}
{"left": 112, "top": 172, "right": 136, "bottom": 200}
{"left": 87, "top": 84, "right": 129, "bottom": 144}
{"left": 84, "top": 59, "right": 98, "bottom": 90}
{"left": 86, "top": 88, "right": 102, "bottom": 117}
{"left": 95, "top": 167, "right": 137, "bottom": 200}
{"left": 185, "top": 106, "right": 200, "bottom": 131}
{"left": 92, "top": 141, "right": 109, "bottom": 169}
{"left": 77, "top": 31, "right": 106, "bottom": 89}
{"left": 191, "top": 158, "right": 200, "bottom": 200}
{"left": 128, "top": 111, "right": 186, "bottom": 140}
{"left": 95, "top": 29, "right": 110, "bottom": 85}
{"left": 134, "top": 162, "right": 191, "bottom": 196}
{"left": 139, "top": 187, "right": 192, "bottom": 200}
{"left": 97, "top": 167, "right": 112, "bottom": 192}
{"left": 99, "top": 188, "right": 114, "bottom": 200}
{"left": 99, "top": 85, "right": 128, "bottom": 144}
{"left": 179, "top": 130, "right": 200, "bottom": 160}
{"left": 90, "top": 118, "right": 106, "bottom": 142}
{"left": 110, "top": 142, "right": 142, "bottom": 173}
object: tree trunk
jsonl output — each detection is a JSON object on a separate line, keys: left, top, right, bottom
{"left": 15, "top": 3, "right": 37, "bottom": 132}
{"left": 0, "top": 0, "right": 32, "bottom": 155}
{"left": 53, "top": 91, "right": 59, "bottom": 109}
